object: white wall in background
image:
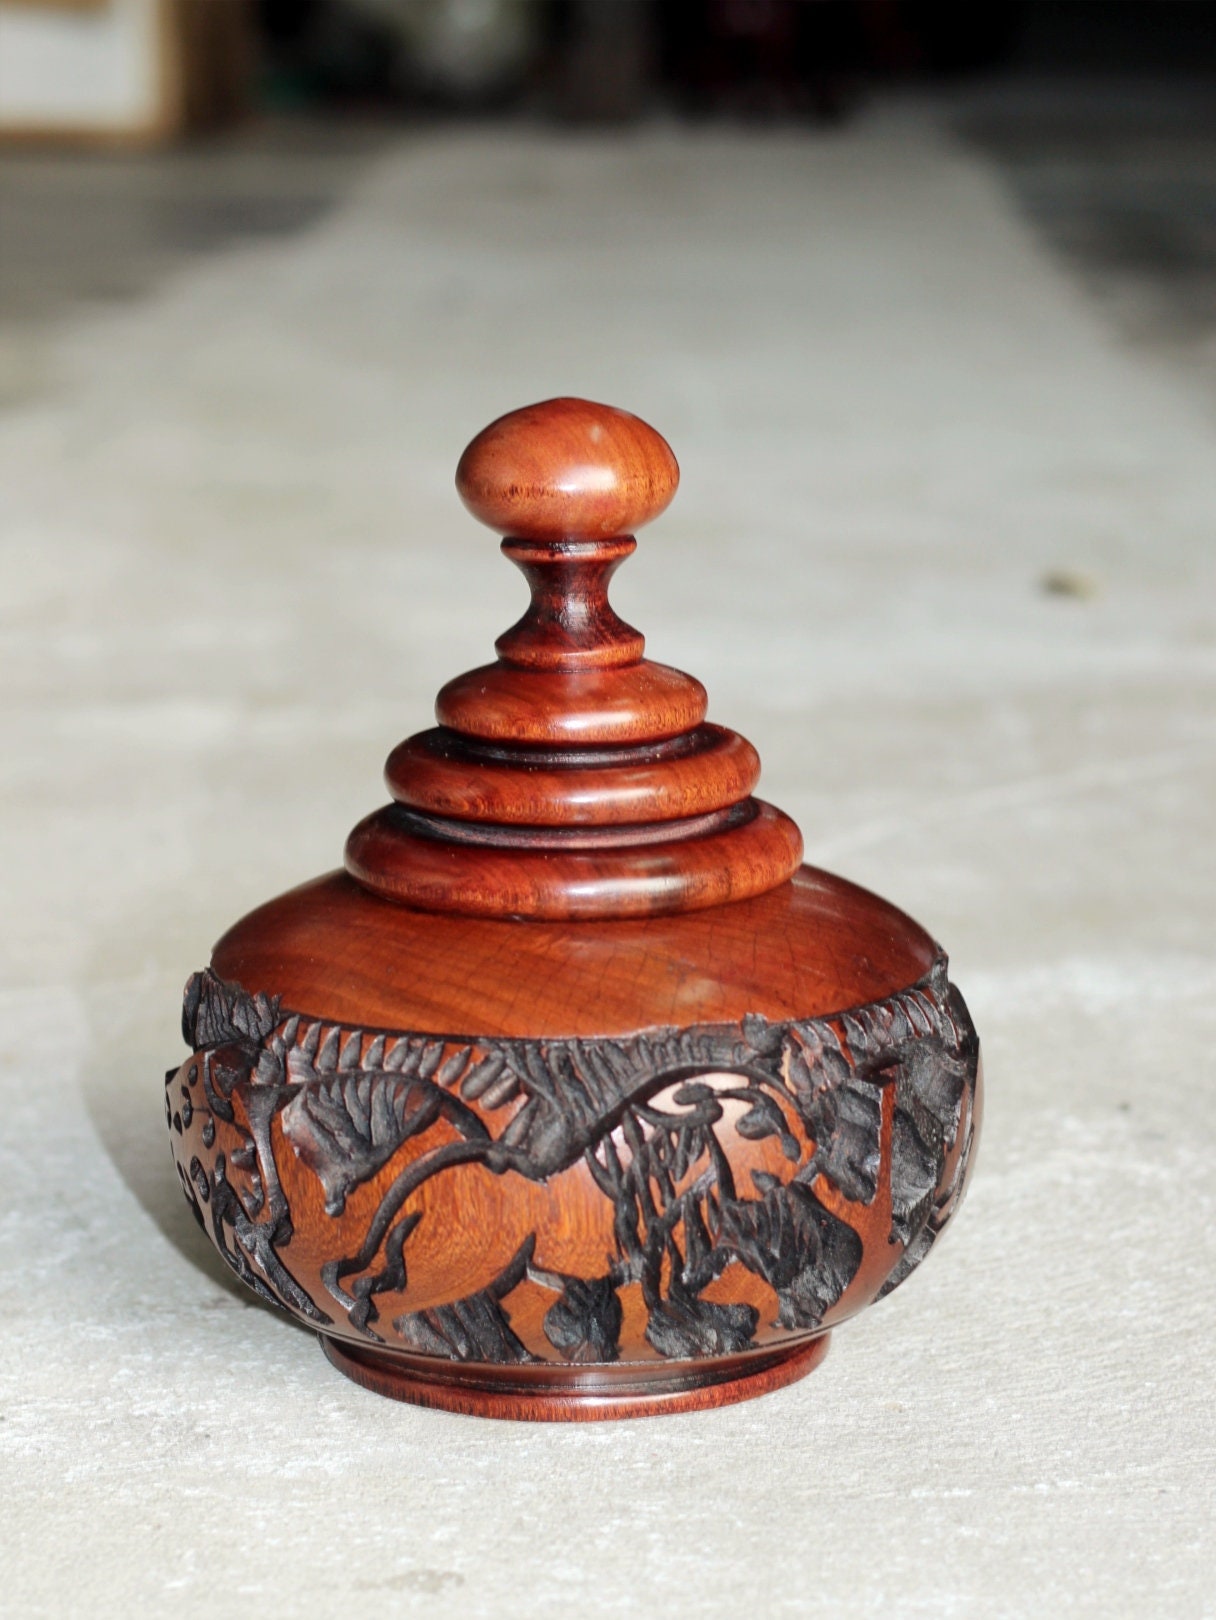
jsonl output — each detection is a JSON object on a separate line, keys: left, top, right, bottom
{"left": 0, "top": 0, "right": 161, "bottom": 133}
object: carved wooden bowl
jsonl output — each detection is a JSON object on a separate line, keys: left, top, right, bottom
{"left": 166, "top": 398, "right": 981, "bottom": 1420}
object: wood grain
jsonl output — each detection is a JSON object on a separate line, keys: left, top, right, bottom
{"left": 321, "top": 1334, "right": 831, "bottom": 1421}
{"left": 384, "top": 724, "right": 760, "bottom": 825}
{"left": 170, "top": 397, "right": 982, "bottom": 1420}
{"left": 210, "top": 864, "right": 938, "bottom": 1037}
{"left": 456, "top": 396, "right": 679, "bottom": 543}
{"left": 435, "top": 660, "right": 708, "bottom": 746}
{"left": 351, "top": 398, "right": 802, "bottom": 917}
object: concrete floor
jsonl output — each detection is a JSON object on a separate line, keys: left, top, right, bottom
{"left": 4, "top": 86, "right": 1215, "bottom": 400}
{"left": 2, "top": 91, "right": 1214, "bottom": 1620}
{"left": 958, "top": 81, "right": 1216, "bottom": 408}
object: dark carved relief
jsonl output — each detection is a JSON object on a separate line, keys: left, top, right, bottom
{"left": 396, "top": 1238, "right": 538, "bottom": 1363}
{"left": 169, "top": 959, "right": 978, "bottom": 1365}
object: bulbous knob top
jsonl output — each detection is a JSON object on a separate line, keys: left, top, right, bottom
{"left": 347, "top": 396, "right": 802, "bottom": 919}
{"left": 456, "top": 396, "right": 680, "bottom": 541}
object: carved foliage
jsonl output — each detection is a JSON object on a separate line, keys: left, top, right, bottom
{"left": 395, "top": 1238, "right": 537, "bottom": 1364}
{"left": 169, "top": 959, "right": 979, "bottom": 1365}
{"left": 280, "top": 1026, "right": 486, "bottom": 1217}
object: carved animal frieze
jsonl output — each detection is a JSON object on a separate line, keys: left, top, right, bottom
{"left": 168, "top": 958, "right": 979, "bottom": 1366}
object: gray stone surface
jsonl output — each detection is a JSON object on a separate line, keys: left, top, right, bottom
{"left": 957, "top": 81, "right": 1216, "bottom": 412}
{"left": 2, "top": 109, "right": 1214, "bottom": 1618}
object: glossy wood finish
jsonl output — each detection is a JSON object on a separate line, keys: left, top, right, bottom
{"left": 435, "top": 660, "right": 708, "bottom": 746}
{"left": 384, "top": 724, "right": 760, "bottom": 825}
{"left": 456, "top": 396, "right": 679, "bottom": 543}
{"left": 212, "top": 864, "right": 939, "bottom": 1038}
{"left": 346, "top": 798, "right": 803, "bottom": 920}
{"left": 169, "top": 960, "right": 980, "bottom": 1418}
{"left": 348, "top": 397, "right": 802, "bottom": 918}
{"left": 494, "top": 536, "right": 644, "bottom": 672}
{"left": 322, "top": 1333, "right": 831, "bottom": 1421}
{"left": 171, "top": 397, "right": 983, "bottom": 1420}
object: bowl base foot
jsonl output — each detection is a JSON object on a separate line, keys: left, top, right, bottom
{"left": 320, "top": 1332, "right": 830, "bottom": 1421}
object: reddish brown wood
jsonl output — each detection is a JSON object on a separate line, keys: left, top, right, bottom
{"left": 211, "top": 864, "right": 940, "bottom": 1038}
{"left": 456, "top": 396, "right": 679, "bottom": 543}
{"left": 345, "top": 801, "right": 803, "bottom": 919}
{"left": 351, "top": 397, "right": 801, "bottom": 918}
{"left": 321, "top": 1333, "right": 831, "bottom": 1421}
{"left": 435, "top": 661, "right": 708, "bottom": 746}
{"left": 168, "top": 397, "right": 983, "bottom": 1421}
{"left": 494, "top": 536, "right": 644, "bottom": 672}
{"left": 168, "top": 962, "right": 980, "bottom": 1416}
{"left": 384, "top": 726, "right": 760, "bottom": 825}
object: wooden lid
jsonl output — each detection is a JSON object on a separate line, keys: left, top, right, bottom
{"left": 211, "top": 867, "right": 940, "bottom": 1039}
{"left": 345, "top": 398, "right": 803, "bottom": 920}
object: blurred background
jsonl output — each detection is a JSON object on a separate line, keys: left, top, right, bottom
{"left": 3, "top": 4, "right": 1215, "bottom": 1618}
{"left": 2, "top": 2, "right": 1215, "bottom": 383}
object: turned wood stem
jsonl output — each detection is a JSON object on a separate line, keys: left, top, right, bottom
{"left": 345, "top": 396, "right": 803, "bottom": 917}
{"left": 494, "top": 537, "right": 644, "bottom": 671}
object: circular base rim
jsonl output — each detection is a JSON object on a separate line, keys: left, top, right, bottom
{"left": 320, "top": 1333, "right": 830, "bottom": 1421}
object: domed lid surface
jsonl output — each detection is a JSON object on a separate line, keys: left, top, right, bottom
{"left": 211, "top": 398, "right": 940, "bottom": 1038}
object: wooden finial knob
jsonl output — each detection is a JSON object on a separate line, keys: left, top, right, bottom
{"left": 347, "top": 397, "right": 802, "bottom": 919}
{"left": 456, "top": 397, "right": 679, "bottom": 541}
